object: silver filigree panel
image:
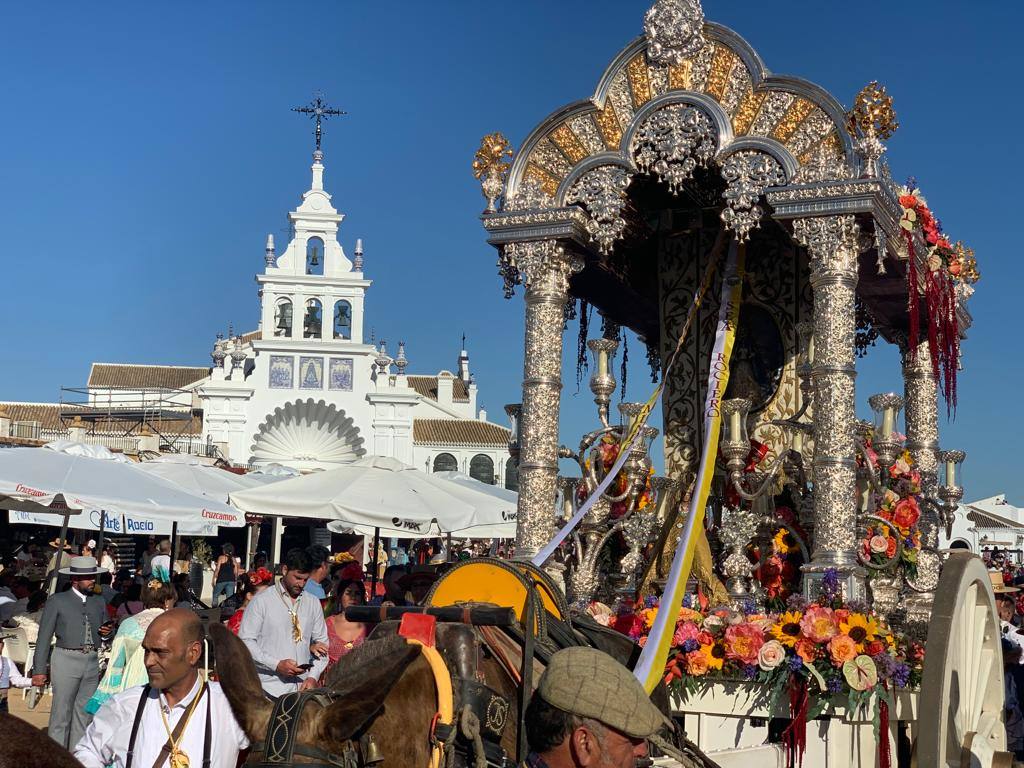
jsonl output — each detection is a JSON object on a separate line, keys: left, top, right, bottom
{"left": 632, "top": 104, "right": 717, "bottom": 194}
{"left": 644, "top": 0, "right": 706, "bottom": 67}
{"left": 720, "top": 151, "right": 786, "bottom": 241}
{"left": 565, "top": 165, "right": 632, "bottom": 254}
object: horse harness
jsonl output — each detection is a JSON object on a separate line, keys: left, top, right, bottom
{"left": 247, "top": 689, "right": 368, "bottom": 768}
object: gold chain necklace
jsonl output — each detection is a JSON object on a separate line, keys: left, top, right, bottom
{"left": 158, "top": 680, "right": 206, "bottom": 768}
{"left": 278, "top": 586, "right": 302, "bottom": 643}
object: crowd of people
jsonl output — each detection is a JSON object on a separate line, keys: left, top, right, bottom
{"left": 0, "top": 535, "right": 659, "bottom": 768}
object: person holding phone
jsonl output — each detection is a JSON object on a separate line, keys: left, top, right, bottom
{"left": 238, "top": 549, "right": 328, "bottom": 696}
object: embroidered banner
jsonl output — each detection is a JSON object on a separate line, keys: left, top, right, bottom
{"left": 633, "top": 239, "right": 745, "bottom": 692}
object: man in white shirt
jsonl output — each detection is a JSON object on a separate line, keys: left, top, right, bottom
{"left": 74, "top": 608, "right": 248, "bottom": 768}
{"left": 997, "top": 592, "right": 1024, "bottom": 660}
{"left": 239, "top": 548, "right": 328, "bottom": 696}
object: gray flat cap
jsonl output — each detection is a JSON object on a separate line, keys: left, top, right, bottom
{"left": 537, "top": 646, "right": 671, "bottom": 739}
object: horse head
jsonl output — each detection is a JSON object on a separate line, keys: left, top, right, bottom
{"left": 209, "top": 623, "right": 436, "bottom": 767}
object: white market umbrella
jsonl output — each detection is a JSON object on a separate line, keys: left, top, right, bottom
{"left": 0, "top": 443, "right": 246, "bottom": 533}
{"left": 420, "top": 471, "right": 517, "bottom": 538}
{"left": 137, "top": 460, "right": 271, "bottom": 503}
{"left": 229, "top": 455, "right": 478, "bottom": 538}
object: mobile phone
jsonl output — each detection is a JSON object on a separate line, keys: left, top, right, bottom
{"left": 297, "top": 663, "right": 313, "bottom": 671}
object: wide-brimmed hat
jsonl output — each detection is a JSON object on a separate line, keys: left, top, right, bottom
{"left": 48, "top": 538, "right": 73, "bottom": 551}
{"left": 990, "top": 571, "right": 1020, "bottom": 594}
{"left": 58, "top": 556, "right": 106, "bottom": 578}
{"left": 398, "top": 564, "right": 438, "bottom": 589}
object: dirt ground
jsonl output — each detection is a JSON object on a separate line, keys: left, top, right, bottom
{"left": 6, "top": 687, "right": 51, "bottom": 730}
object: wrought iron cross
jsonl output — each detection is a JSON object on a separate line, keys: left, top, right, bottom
{"left": 292, "top": 95, "right": 347, "bottom": 151}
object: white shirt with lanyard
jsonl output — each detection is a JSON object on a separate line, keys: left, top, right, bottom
{"left": 73, "top": 676, "right": 248, "bottom": 768}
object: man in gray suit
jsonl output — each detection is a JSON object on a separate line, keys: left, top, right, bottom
{"left": 31, "top": 555, "right": 112, "bottom": 749}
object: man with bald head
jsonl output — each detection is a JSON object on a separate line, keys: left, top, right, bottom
{"left": 74, "top": 608, "right": 248, "bottom": 768}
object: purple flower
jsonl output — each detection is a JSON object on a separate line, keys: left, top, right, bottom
{"left": 845, "top": 599, "right": 869, "bottom": 614}
{"left": 826, "top": 676, "right": 844, "bottom": 693}
{"left": 786, "top": 593, "right": 809, "bottom": 612}
{"left": 644, "top": 595, "right": 659, "bottom": 609}
{"left": 788, "top": 655, "right": 804, "bottom": 671}
{"left": 904, "top": 536, "right": 914, "bottom": 548}
{"left": 891, "top": 662, "right": 911, "bottom": 688}
{"left": 682, "top": 594, "right": 693, "bottom": 609}
{"left": 682, "top": 639, "right": 700, "bottom": 653}
{"left": 740, "top": 597, "right": 757, "bottom": 614}
{"left": 742, "top": 664, "right": 758, "bottom": 681}
{"left": 820, "top": 568, "right": 840, "bottom": 602}
{"left": 906, "top": 176, "right": 917, "bottom": 190}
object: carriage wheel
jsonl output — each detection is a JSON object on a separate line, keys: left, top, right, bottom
{"left": 915, "top": 551, "right": 1012, "bottom": 767}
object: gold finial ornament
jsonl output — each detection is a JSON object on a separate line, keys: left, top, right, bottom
{"left": 847, "top": 81, "right": 897, "bottom": 178}
{"left": 473, "top": 132, "right": 513, "bottom": 214}
{"left": 848, "top": 81, "right": 898, "bottom": 140}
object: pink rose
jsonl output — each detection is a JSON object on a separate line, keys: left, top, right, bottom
{"left": 869, "top": 535, "right": 889, "bottom": 554}
{"left": 758, "top": 640, "right": 786, "bottom": 671}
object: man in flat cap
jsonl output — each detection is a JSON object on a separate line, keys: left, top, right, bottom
{"left": 523, "top": 646, "right": 670, "bottom": 768}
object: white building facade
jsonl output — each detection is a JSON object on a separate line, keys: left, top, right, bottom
{"left": 941, "top": 493, "right": 1024, "bottom": 560}
{"left": 198, "top": 148, "right": 512, "bottom": 482}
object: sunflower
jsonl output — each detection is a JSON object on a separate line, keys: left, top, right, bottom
{"left": 839, "top": 613, "right": 879, "bottom": 649}
{"left": 773, "top": 528, "right": 799, "bottom": 556}
{"left": 701, "top": 641, "right": 727, "bottom": 671}
{"left": 770, "top": 611, "right": 804, "bottom": 648}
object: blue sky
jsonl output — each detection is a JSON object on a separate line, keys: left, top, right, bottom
{"left": 0, "top": 1, "right": 1018, "bottom": 501}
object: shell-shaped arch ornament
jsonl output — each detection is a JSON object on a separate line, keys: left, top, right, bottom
{"left": 249, "top": 398, "right": 366, "bottom": 469}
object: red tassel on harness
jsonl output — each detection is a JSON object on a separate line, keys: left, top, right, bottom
{"left": 782, "top": 678, "right": 809, "bottom": 768}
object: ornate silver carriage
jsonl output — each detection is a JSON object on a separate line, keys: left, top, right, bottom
{"left": 475, "top": 1, "right": 994, "bottom": 765}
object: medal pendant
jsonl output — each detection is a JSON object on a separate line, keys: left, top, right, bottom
{"left": 170, "top": 748, "right": 190, "bottom": 768}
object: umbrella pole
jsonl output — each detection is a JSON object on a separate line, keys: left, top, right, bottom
{"left": 446, "top": 532, "right": 452, "bottom": 562}
{"left": 47, "top": 512, "right": 71, "bottom": 595}
{"left": 370, "top": 527, "right": 380, "bottom": 598}
{"left": 96, "top": 509, "right": 106, "bottom": 560}
{"left": 170, "top": 521, "right": 178, "bottom": 577}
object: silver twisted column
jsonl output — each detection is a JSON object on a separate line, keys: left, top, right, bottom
{"left": 506, "top": 240, "right": 583, "bottom": 558}
{"left": 902, "top": 337, "right": 941, "bottom": 622}
{"left": 793, "top": 215, "right": 865, "bottom": 599}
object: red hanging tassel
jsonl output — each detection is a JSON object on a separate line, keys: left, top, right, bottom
{"left": 782, "top": 677, "right": 809, "bottom": 768}
{"left": 879, "top": 684, "right": 892, "bottom": 768}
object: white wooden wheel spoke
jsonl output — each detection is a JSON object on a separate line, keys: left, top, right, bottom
{"left": 916, "top": 552, "right": 1011, "bottom": 767}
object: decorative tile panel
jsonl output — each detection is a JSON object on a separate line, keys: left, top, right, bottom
{"left": 268, "top": 356, "right": 294, "bottom": 389}
{"left": 299, "top": 356, "right": 323, "bottom": 389}
{"left": 329, "top": 358, "right": 354, "bottom": 391}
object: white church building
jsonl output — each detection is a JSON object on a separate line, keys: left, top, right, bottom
{"left": 0, "top": 146, "right": 515, "bottom": 488}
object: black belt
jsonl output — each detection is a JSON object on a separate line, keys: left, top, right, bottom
{"left": 57, "top": 646, "right": 96, "bottom": 653}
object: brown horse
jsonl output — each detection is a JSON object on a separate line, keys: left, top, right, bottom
{"left": 0, "top": 713, "right": 83, "bottom": 768}
{"left": 211, "top": 622, "right": 442, "bottom": 767}
{"left": 213, "top": 616, "right": 710, "bottom": 768}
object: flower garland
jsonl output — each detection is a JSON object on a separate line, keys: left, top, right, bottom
{"left": 859, "top": 442, "right": 923, "bottom": 578}
{"left": 898, "top": 182, "right": 979, "bottom": 415}
{"left": 602, "top": 570, "right": 924, "bottom": 768}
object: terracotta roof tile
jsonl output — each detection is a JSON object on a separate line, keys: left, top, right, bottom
{"left": 88, "top": 364, "right": 210, "bottom": 390}
{"left": 967, "top": 508, "right": 1024, "bottom": 530}
{"left": 412, "top": 419, "right": 510, "bottom": 446}
{"left": 407, "top": 376, "right": 470, "bottom": 403}
{"left": 0, "top": 403, "right": 202, "bottom": 435}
